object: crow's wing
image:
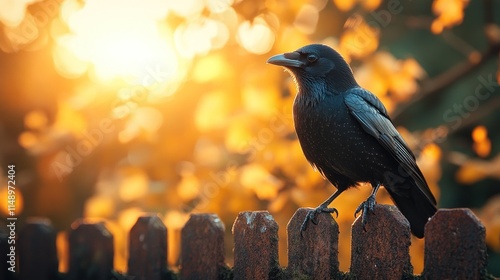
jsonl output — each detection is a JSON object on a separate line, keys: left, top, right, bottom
{"left": 344, "top": 87, "right": 436, "bottom": 205}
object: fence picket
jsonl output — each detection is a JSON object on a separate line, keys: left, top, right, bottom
{"left": 287, "top": 207, "right": 339, "bottom": 279}
{"left": 423, "top": 208, "right": 487, "bottom": 279}
{"left": 67, "top": 220, "right": 114, "bottom": 280}
{"left": 180, "top": 213, "right": 226, "bottom": 280}
{"left": 350, "top": 204, "right": 413, "bottom": 280}
{"left": 19, "top": 218, "right": 58, "bottom": 280}
{"left": 233, "top": 211, "right": 280, "bottom": 280}
{"left": 14, "top": 206, "right": 494, "bottom": 279}
{"left": 128, "top": 214, "right": 167, "bottom": 280}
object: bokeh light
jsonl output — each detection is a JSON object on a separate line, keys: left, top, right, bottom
{"left": 237, "top": 16, "right": 275, "bottom": 54}
{"left": 54, "top": 0, "right": 178, "bottom": 85}
{"left": 1, "top": 0, "right": 499, "bottom": 277}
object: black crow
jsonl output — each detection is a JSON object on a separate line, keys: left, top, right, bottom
{"left": 267, "top": 44, "right": 437, "bottom": 238}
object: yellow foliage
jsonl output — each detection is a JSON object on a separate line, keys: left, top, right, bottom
{"left": 193, "top": 53, "right": 232, "bottom": 83}
{"left": 240, "top": 163, "right": 283, "bottom": 200}
{"left": 456, "top": 161, "right": 488, "bottom": 184}
{"left": 268, "top": 191, "right": 290, "bottom": 212}
{"left": 104, "top": 220, "right": 128, "bottom": 272}
{"left": 225, "top": 116, "right": 255, "bottom": 154}
{"left": 164, "top": 210, "right": 190, "bottom": 230}
{"left": 287, "top": 141, "right": 328, "bottom": 190}
{"left": 118, "top": 207, "right": 145, "bottom": 231}
{"left": 333, "top": 0, "right": 382, "bottom": 12}
{"left": 416, "top": 143, "right": 443, "bottom": 201}
{"left": 477, "top": 195, "right": 500, "bottom": 252}
{"left": 419, "top": 144, "right": 442, "bottom": 172}
{"left": 24, "top": 110, "right": 49, "bottom": 130}
{"left": 0, "top": 185, "right": 24, "bottom": 216}
{"left": 333, "top": 0, "right": 357, "bottom": 12}
{"left": 177, "top": 173, "right": 201, "bottom": 201}
{"left": 354, "top": 51, "right": 424, "bottom": 112}
{"left": 53, "top": 102, "right": 87, "bottom": 135}
{"left": 18, "top": 131, "right": 38, "bottom": 150}
{"left": 237, "top": 17, "right": 275, "bottom": 54}
{"left": 456, "top": 155, "right": 500, "bottom": 184}
{"left": 194, "top": 139, "right": 226, "bottom": 167}
{"left": 84, "top": 195, "right": 116, "bottom": 218}
{"left": 163, "top": 210, "right": 190, "bottom": 266}
{"left": 339, "top": 15, "right": 379, "bottom": 60}
{"left": 195, "top": 90, "right": 232, "bottom": 131}
{"left": 119, "top": 107, "right": 164, "bottom": 143}
{"left": 56, "top": 232, "right": 69, "bottom": 273}
{"left": 275, "top": 27, "right": 312, "bottom": 53}
{"left": 472, "top": 125, "right": 491, "bottom": 158}
{"left": 361, "top": 0, "right": 383, "bottom": 11}
{"left": 431, "top": 0, "right": 468, "bottom": 34}
{"left": 293, "top": 4, "right": 320, "bottom": 35}
{"left": 119, "top": 169, "right": 149, "bottom": 202}
{"left": 242, "top": 84, "right": 281, "bottom": 118}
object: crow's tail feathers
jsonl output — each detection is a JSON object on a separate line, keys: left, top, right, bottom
{"left": 385, "top": 181, "right": 437, "bottom": 238}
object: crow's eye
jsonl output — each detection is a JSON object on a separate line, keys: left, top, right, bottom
{"left": 307, "top": 54, "right": 318, "bottom": 63}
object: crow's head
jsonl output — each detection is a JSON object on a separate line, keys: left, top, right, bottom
{"left": 267, "top": 44, "right": 357, "bottom": 93}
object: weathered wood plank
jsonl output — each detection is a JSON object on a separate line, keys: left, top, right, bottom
{"left": 67, "top": 220, "right": 114, "bottom": 280}
{"left": 287, "top": 207, "right": 339, "bottom": 279}
{"left": 350, "top": 204, "right": 413, "bottom": 280}
{"left": 233, "top": 211, "right": 280, "bottom": 280}
{"left": 128, "top": 214, "right": 167, "bottom": 280}
{"left": 423, "top": 208, "right": 487, "bottom": 279}
{"left": 180, "top": 213, "right": 226, "bottom": 280}
{"left": 19, "top": 218, "right": 58, "bottom": 280}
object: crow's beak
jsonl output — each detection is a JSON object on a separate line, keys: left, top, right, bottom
{"left": 267, "top": 52, "right": 304, "bottom": 68}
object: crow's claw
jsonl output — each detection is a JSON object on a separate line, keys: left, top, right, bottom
{"left": 300, "top": 206, "right": 338, "bottom": 236}
{"left": 354, "top": 195, "right": 376, "bottom": 231}
{"left": 311, "top": 214, "right": 319, "bottom": 225}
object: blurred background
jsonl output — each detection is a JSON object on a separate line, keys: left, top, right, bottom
{"left": 0, "top": 0, "right": 499, "bottom": 276}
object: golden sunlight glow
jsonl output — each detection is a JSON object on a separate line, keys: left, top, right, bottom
{"left": 84, "top": 195, "right": 116, "bottom": 218}
{"left": 195, "top": 90, "right": 232, "bottom": 131}
{"left": 472, "top": 125, "right": 491, "bottom": 158}
{"left": 431, "top": 0, "right": 468, "bottom": 34}
{"left": 57, "top": 232, "right": 69, "bottom": 273}
{"left": 24, "top": 110, "right": 49, "bottom": 129}
{"left": 54, "top": 0, "right": 179, "bottom": 85}
{"left": 0, "top": 185, "right": 24, "bottom": 216}
{"left": 174, "top": 17, "right": 229, "bottom": 58}
{"left": 167, "top": 0, "right": 204, "bottom": 17}
{"left": 240, "top": 163, "right": 282, "bottom": 200}
{"left": 225, "top": 117, "right": 254, "bottom": 153}
{"left": 3, "top": 0, "right": 497, "bottom": 275}
{"left": 176, "top": 173, "right": 201, "bottom": 201}
{"left": 119, "top": 169, "right": 149, "bottom": 202}
{"left": 293, "top": 4, "right": 319, "bottom": 35}
{"left": 118, "top": 207, "right": 145, "bottom": 231}
{"left": 18, "top": 131, "right": 36, "bottom": 150}
{"left": 0, "top": 0, "right": 39, "bottom": 26}
{"left": 237, "top": 17, "right": 275, "bottom": 55}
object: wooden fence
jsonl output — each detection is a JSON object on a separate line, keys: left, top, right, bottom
{"left": 0, "top": 205, "right": 493, "bottom": 280}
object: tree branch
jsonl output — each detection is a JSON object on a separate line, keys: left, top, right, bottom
{"left": 392, "top": 0, "right": 500, "bottom": 124}
{"left": 392, "top": 45, "right": 499, "bottom": 123}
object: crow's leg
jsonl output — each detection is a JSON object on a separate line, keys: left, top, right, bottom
{"left": 354, "top": 183, "right": 381, "bottom": 230}
{"left": 300, "top": 190, "right": 342, "bottom": 234}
